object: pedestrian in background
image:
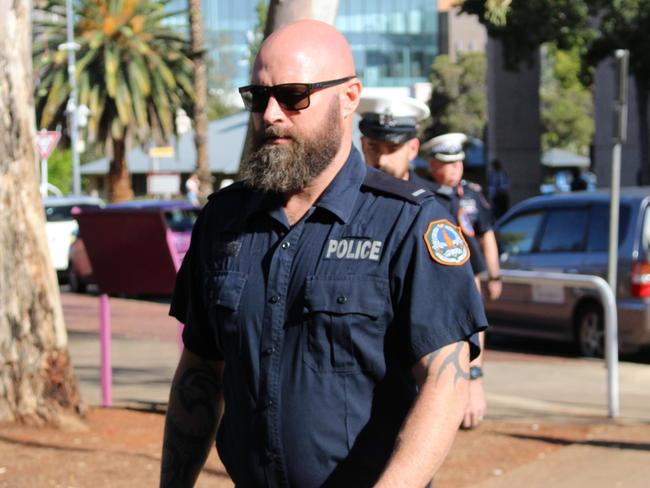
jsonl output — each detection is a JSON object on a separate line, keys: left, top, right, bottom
{"left": 161, "top": 20, "right": 487, "bottom": 488}
{"left": 487, "top": 158, "right": 510, "bottom": 219}
{"left": 185, "top": 173, "right": 200, "bottom": 206}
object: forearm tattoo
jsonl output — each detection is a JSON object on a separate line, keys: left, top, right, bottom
{"left": 160, "top": 366, "right": 223, "bottom": 487}
{"left": 427, "top": 342, "right": 470, "bottom": 385}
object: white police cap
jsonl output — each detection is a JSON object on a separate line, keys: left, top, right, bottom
{"left": 357, "top": 95, "right": 430, "bottom": 144}
{"left": 422, "top": 132, "right": 468, "bottom": 162}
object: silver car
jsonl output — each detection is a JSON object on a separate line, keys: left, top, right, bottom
{"left": 486, "top": 187, "right": 650, "bottom": 357}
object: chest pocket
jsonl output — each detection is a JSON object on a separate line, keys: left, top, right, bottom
{"left": 205, "top": 270, "right": 247, "bottom": 356}
{"left": 303, "top": 275, "right": 389, "bottom": 374}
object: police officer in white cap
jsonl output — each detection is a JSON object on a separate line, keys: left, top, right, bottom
{"left": 358, "top": 96, "right": 486, "bottom": 279}
{"left": 422, "top": 132, "right": 500, "bottom": 430}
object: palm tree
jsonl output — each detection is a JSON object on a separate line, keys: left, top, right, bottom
{"left": 33, "top": 0, "right": 194, "bottom": 202}
{"left": 188, "top": 0, "right": 212, "bottom": 201}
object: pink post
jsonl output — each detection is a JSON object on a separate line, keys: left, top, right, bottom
{"left": 99, "top": 293, "right": 112, "bottom": 407}
{"left": 178, "top": 322, "right": 184, "bottom": 354}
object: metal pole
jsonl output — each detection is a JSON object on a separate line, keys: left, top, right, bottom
{"left": 99, "top": 293, "right": 113, "bottom": 407}
{"left": 65, "top": 0, "right": 81, "bottom": 195}
{"left": 489, "top": 270, "right": 619, "bottom": 417}
{"left": 40, "top": 158, "right": 48, "bottom": 197}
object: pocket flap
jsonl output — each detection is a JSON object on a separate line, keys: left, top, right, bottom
{"left": 205, "top": 270, "right": 248, "bottom": 310}
{"left": 305, "top": 275, "right": 388, "bottom": 317}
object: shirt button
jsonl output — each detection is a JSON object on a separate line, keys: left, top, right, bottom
{"left": 269, "top": 295, "right": 280, "bottom": 304}
{"left": 336, "top": 295, "right": 347, "bottom": 304}
{"left": 263, "top": 346, "right": 276, "bottom": 356}
{"left": 281, "top": 241, "right": 291, "bottom": 250}
{"left": 265, "top": 399, "right": 274, "bottom": 408}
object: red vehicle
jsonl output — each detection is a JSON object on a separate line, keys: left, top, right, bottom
{"left": 68, "top": 200, "right": 199, "bottom": 293}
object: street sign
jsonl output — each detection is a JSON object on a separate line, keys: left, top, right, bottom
{"left": 148, "top": 146, "right": 175, "bottom": 158}
{"left": 36, "top": 130, "right": 61, "bottom": 160}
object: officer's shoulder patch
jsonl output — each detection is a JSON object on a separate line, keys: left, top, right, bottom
{"left": 423, "top": 219, "right": 470, "bottom": 266}
{"left": 207, "top": 181, "right": 247, "bottom": 201}
{"left": 363, "top": 168, "right": 432, "bottom": 204}
{"left": 457, "top": 208, "right": 475, "bottom": 237}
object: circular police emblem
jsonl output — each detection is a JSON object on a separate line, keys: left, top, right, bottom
{"left": 457, "top": 208, "right": 475, "bottom": 237}
{"left": 423, "top": 219, "right": 470, "bottom": 266}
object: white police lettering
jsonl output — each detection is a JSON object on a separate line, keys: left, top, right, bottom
{"left": 325, "top": 239, "right": 383, "bottom": 261}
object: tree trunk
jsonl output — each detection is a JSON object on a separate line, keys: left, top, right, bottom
{"left": 188, "top": 0, "right": 213, "bottom": 201}
{"left": 108, "top": 137, "right": 134, "bottom": 203}
{"left": 636, "top": 77, "right": 650, "bottom": 185}
{"left": 264, "top": 0, "right": 340, "bottom": 37}
{"left": 239, "top": 0, "right": 340, "bottom": 167}
{"left": 0, "top": 0, "right": 82, "bottom": 426}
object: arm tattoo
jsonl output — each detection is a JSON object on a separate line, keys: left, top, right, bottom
{"left": 160, "top": 365, "right": 223, "bottom": 487}
{"left": 426, "top": 342, "right": 470, "bottom": 385}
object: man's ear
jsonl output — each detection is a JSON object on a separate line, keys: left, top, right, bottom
{"left": 407, "top": 138, "right": 420, "bottom": 161}
{"left": 341, "top": 78, "right": 362, "bottom": 118}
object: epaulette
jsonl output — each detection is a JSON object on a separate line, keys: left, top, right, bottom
{"left": 207, "top": 180, "right": 247, "bottom": 201}
{"left": 362, "top": 168, "right": 432, "bottom": 204}
{"left": 463, "top": 180, "right": 483, "bottom": 192}
{"left": 431, "top": 183, "right": 453, "bottom": 198}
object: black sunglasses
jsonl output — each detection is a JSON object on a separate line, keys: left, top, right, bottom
{"left": 238, "top": 75, "right": 356, "bottom": 113}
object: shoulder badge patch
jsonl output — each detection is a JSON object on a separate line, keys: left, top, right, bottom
{"left": 423, "top": 219, "right": 470, "bottom": 266}
{"left": 457, "top": 208, "right": 476, "bottom": 237}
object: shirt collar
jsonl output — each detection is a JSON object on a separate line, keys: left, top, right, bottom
{"left": 313, "top": 146, "right": 366, "bottom": 224}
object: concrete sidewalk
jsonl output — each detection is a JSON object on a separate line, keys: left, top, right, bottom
{"left": 62, "top": 291, "right": 650, "bottom": 487}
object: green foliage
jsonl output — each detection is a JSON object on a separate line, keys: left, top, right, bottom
{"left": 585, "top": 0, "right": 650, "bottom": 85}
{"left": 207, "top": 94, "right": 239, "bottom": 121}
{"left": 540, "top": 43, "right": 594, "bottom": 156}
{"left": 461, "top": 0, "right": 594, "bottom": 71}
{"left": 425, "top": 52, "right": 487, "bottom": 140}
{"left": 248, "top": 0, "right": 268, "bottom": 71}
{"left": 45, "top": 148, "right": 73, "bottom": 194}
{"left": 33, "top": 0, "right": 194, "bottom": 147}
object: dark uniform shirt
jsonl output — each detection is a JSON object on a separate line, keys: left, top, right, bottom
{"left": 410, "top": 172, "right": 486, "bottom": 275}
{"left": 170, "top": 147, "right": 487, "bottom": 488}
{"left": 457, "top": 180, "right": 493, "bottom": 236}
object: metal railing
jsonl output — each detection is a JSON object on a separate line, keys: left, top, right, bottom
{"left": 487, "top": 269, "right": 619, "bottom": 418}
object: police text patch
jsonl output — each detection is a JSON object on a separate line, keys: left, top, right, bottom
{"left": 423, "top": 219, "right": 470, "bottom": 266}
{"left": 324, "top": 239, "right": 383, "bottom": 261}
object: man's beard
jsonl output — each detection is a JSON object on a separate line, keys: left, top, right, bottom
{"left": 239, "top": 99, "right": 342, "bottom": 193}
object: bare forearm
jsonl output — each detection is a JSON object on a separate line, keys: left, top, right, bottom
{"left": 479, "top": 231, "right": 500, "bottom": 278}
{"left": 375, "top": 342, "right": 470, "bottom": 487}
{"left": 160, "top": 351, "right": 224, "bottom": 487}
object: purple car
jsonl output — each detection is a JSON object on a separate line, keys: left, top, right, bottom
{"left": 68, "top": 200, "right": 199, "bottom": 293}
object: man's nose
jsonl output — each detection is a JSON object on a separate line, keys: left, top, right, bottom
{"left": 262, "top": 95, "right": 286, "bottom": 125}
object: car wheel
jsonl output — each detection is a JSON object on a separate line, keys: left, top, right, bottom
{"left": 576, "top": 303, "right": 604, "bottom": 358}
{"left": 67, "top": 265, "right": 87, "bottom": 294}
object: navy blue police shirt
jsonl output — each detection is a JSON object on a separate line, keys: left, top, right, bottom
{"left": 410, "top": 171, "right": 486, "bottom": 275}
{"left": 457, "top": 180, "right": 493, "bottom": 236}
{"left": 170, "top": 147, "right": 487, "bottom": 488}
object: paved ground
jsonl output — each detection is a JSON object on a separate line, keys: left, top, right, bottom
{"left": 14, "top": 290, "right": 650, "bottom": 487}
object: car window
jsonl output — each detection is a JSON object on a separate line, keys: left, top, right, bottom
{"left": 496, "top": 211, "right": 544, "bottom": 255}
{"left": 587, "top": 203, "right": 631, "bottom": 252}
{"left": 165, "top": 208, "right": 199, "bottom": 232}
{"left": 45, "top": 204, "right": 101, "bottom": 222}
{"left": 538, "top": 207, "right": 589, "bottom": 253}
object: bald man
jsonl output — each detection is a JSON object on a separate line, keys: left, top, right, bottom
{"left": 161, "top": 20, "right": 486, "bottom": 488}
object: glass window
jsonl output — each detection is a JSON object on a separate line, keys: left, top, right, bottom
{"left": 587, "top": 203, "right": 631, "bottom": 252}
{"left": 496, "top": 211, "right": 545, "bottom": 255}
{"left": 538, "top": 208, "right": 589, "bottom": 253}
